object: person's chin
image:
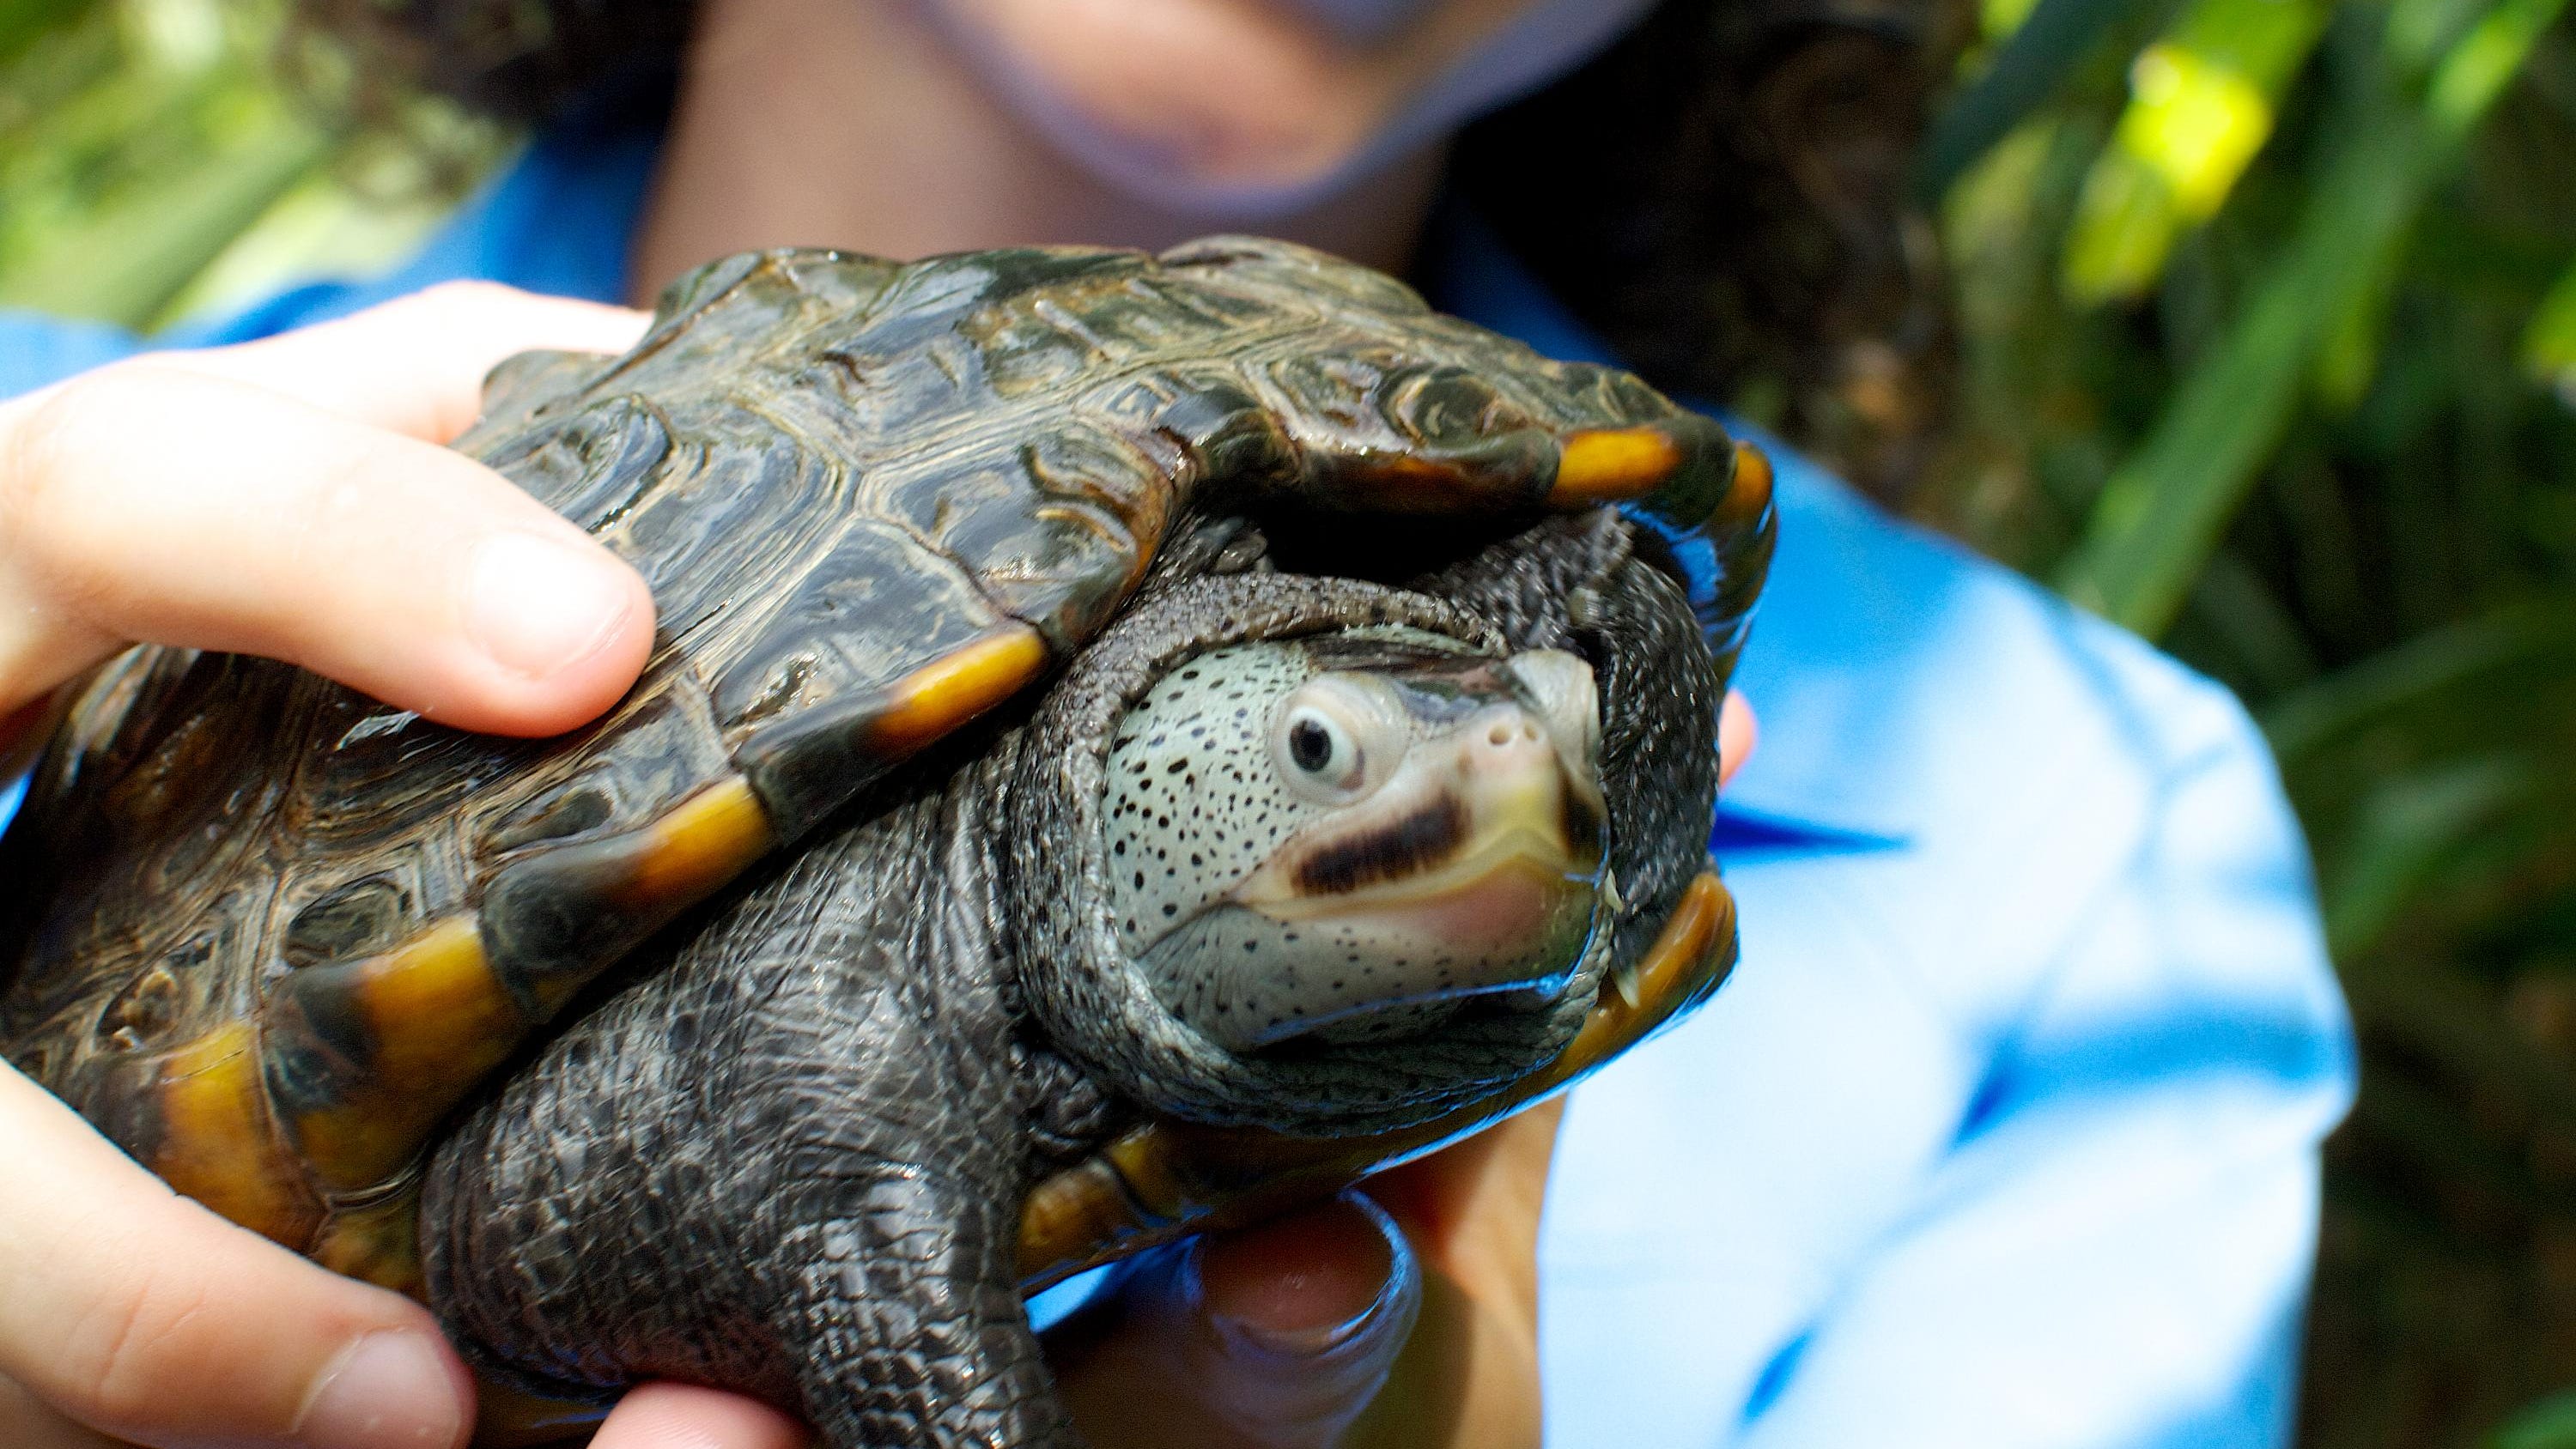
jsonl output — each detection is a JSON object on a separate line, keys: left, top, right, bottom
{"left": 999, "top": 90, "right": 1412, "bottom": 221}
{"left": 927, "top": 4, "right": 1402, "bottom": 220}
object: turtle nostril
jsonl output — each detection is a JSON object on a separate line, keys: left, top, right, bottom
{"left": 1487, "top": 721, "right": 1514, "bottom": 748}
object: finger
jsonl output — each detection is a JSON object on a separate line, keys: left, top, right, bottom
{"left": 0, "top": 363, "right": 654, "bottom": 735}
{"left": 1339, "top": 1103, "right": 1564, "bottom": 1449}
{"left": 0, "top": 1066, "right": 471, "bottom": 1449}
{"left": 0, "top": 1375, "right": 131, "bottom": 1449}
{"left": 118, "top": 283, "right": 648, "bottom": 445}
{"left": 1718, "top": 690, "right": 1756, "bottom": 789}
{"left": 1363, "top": 1099, "right": 1563, "bottom": 1331}
{"left": 588, "top": 1383, "right": 811, "bottom": 1449}
{"left": 1051, "top": 1193, "right": 1423, "bottom": 1449}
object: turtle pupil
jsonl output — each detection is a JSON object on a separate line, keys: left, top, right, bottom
{"left": 1290, "top": 718, "right": 1334, "bottom": 773}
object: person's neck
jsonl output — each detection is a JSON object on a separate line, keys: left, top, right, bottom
{"left": 629, "top": 0, "right": 1445, "bottom": 306}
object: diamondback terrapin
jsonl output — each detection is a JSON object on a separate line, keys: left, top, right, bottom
{"left": 0, "top": 237, "right": 1775, "bottom": 1448}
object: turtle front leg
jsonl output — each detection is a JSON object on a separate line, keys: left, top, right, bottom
{"left": 762, "top": 1175, "right": 1076, "bottom": 1449}
{"left": 429, "top": 1153, "right": 1078, "bottom": 1449}
{"left": 420, "top": 806, "right": 1087, "bottom": 1448}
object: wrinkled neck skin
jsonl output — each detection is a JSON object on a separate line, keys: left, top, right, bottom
{"left": 630, "top": 0, "right": 1447, "bottom": 300}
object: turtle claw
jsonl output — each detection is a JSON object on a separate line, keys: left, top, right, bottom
{"left": 1015, "top": 868, "right": 1738, "bottom": 1292}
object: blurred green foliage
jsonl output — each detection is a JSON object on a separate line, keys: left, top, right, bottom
{"left": 0, "top": 0, "right": 497, "bottom": 329}
{"left": 1, "top": 0, "right": 2573, "bottom": 1443}
{"left": 1923, "top": 0, "right": 2576, "bottom": 1436}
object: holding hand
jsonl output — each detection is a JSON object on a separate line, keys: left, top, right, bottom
{"left": 0, "top": 282, "right": 657, "bottom": 755}
{"left": 0, "top": 283, "right": 654, "bottom": 1449}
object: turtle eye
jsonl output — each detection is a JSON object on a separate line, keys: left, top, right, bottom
{"left": 1273, "top": 696, "right": 1371, "bottom": 802}
{"left": 1273, "top": 673, "right": 1404, "bottom": 804}
{"left": 1283, "top": 715, "right": 1329, "bottom": 777}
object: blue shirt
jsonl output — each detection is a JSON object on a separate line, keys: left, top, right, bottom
{"left": 0, "top": 106, "right": 2355, "bottom": 1449}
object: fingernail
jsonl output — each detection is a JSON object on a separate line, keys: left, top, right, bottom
{"left": 296, "top": 1331, "right": 465, "bottom": 1449}
{"left": 1201, "top": 1195, "right": 1417, "bottom": 1363}
{"left": 466, "top": 532, "right": 635, "bottom": 679}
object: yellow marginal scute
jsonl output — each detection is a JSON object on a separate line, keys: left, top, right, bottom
{"left": 1720, "top": 440, "right": 1775, "bottom": 526}
{"left": 471, "top": 1377, "right": 610, "bottom": 1449}
{"left": 153, "top": 1022, "right": 322, "bottom": 1249}
{"left": 353, "top": 918, "right": 517, "bottom": 1084}
{"left": 1549, "top": 427, "right": 1683, "bottom": 505}
{"left": 618, "top": 776, "right": 777, "bottom": 906}
{"left": 291, "top": 917, "right": 522, "bottom": 1192}
{"left": 1018, "top": 1156, "right": 1163, "bottom": 1284}
{"left": 1563, "top": 870, "right": 1728, "bottom": 1069}
{"left": 865, "top": 625, "right": 1049, "bottom": 756}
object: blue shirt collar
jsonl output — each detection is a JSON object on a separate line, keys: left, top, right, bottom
{"left": 343, "top": 121, "right": 1906, "bottom": 851}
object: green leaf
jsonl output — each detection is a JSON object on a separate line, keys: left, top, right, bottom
{"left": 2059, "top": 0, "right": 2575, "bottom": 636}
{"left": 1918, "top": 0, "right": 2164, "bottom": 199}
{"left": 2493, "top": 1390, "right": 2576, "bottom": 1449}
{"left": 2518, "top": 253, "right": 2576, "bottom": 396}
{"left": 0, "top": 101, "right": 335, "bottom": 327}
{"left": 2058, "top": 96, "right": 2432, "bottom": 634}
{"left": 2427, "top": 0, "right": 2575, "bottom": 132}
{"left": 0, "top": 0, "right": 99, "bottom": 68}
{"left": 2319, "top": 754, "right": 2532, "bottom": 955}
{"left": 2261, "top": 603, "right": 2576, "bottom": 760}
{"left": 2061, "top": 0, "right": 2332, "bottom": 300}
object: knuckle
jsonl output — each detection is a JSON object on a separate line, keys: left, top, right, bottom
{"left": 0, "top": 368, "right": 172, "bottom": 606}
{"left": 2, "top": 370, "right": 147, "bottom": 568}
{"left": 52, "top": 1264, "right": 219, "bottom": 1429}
{"left": 7, "top": 370, "right": 127, "bottom": 513}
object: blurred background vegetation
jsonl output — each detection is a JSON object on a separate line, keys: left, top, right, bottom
{"left": 0, "top": 0, "right": 2572, "bottom": 1441}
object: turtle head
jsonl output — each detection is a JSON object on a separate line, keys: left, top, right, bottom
{"left": 1012, "top": 514, "right": 1725, "bottom": 1137}
{"left": 1103, "top": 634, "right": 1604, "bottom": 1052}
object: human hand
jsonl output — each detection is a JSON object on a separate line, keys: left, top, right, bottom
{"left": 0, "top": 282, "right": 654, "bottom": 1449}
{"left": 0, "top": 281, "right": 657, "bottom": 764}
{"left": 1039, "top": 1098, "right": 1555, "bottom": 1449}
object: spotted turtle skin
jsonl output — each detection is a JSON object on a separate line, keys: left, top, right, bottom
{"left": 0, "top": 237, "right": 1775, "bottom": 1448}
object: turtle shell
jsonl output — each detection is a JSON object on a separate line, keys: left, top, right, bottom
{"left": 0, "top": 237, "right": 1753, "bottom": 1276}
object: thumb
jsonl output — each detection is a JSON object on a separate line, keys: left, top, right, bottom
{"left": 1051, "top": 1193, "right": 1422, "bottom": 1449}
{"left": 0, "top": 1065, "right": 472, "bottom": 1449}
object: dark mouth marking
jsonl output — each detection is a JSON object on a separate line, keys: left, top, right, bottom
{"left": 1560, "top": 782, "right": 1604, "bottom": 863}
{"left": 1295, "top": 796, "right": 1468, "bottom": 896}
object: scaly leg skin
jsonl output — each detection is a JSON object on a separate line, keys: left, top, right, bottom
{"left": 765, "top": 1182, "right": 1072, "bottom": 1447}
{"left": 420, "top": 787, "right": 1081, "bottom": 1448}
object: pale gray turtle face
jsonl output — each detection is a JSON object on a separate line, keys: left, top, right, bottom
{"left": 1103, "top": 632, "right": 1605, "bottom": 1052}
